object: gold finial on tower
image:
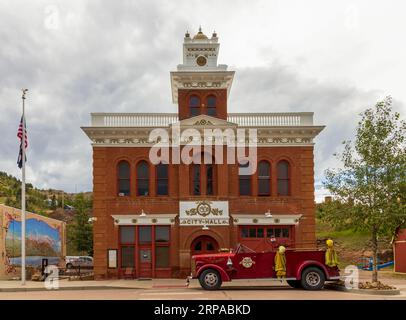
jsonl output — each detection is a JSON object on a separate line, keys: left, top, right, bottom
{"left": 193, "top": 26, "right": 208, "bottom": 40}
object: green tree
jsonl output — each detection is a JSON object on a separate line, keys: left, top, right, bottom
{"left": 50, "top": 194, "right": 57, "bottom": 210}
{"left": 69, "top": 193, "right": 93, "bottom": 255}
{"left": 324, "top": 96, "right": 406, "bottom": 283}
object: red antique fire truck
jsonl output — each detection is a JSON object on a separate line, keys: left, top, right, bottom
{"left": 188, "top": 244, "right": 341, "bottom": 290}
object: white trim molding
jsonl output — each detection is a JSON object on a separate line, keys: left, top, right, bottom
{"left": 231, "top": 214, "right": 303, "bottom": 225}
{"left": 111, "top": 214, "right": 177, "bottom": 226}
{"left": 81, "top": 113, "right": 324, "bottom": 148}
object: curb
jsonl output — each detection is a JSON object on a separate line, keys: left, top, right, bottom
{"left": 0, "top": 286, "right": 140, "bottom": 293}
{"left": 324, "top": 283, "right": 401, "bottom": 296}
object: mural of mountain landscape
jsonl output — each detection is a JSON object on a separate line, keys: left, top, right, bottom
{"left": 5, "top": 218, "right": 62, "bottom": 266}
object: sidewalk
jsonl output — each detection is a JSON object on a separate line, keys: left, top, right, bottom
{"left": 1, "top": 270, "right": 405, "bottom": 293}
{"left": 0, "top": 278, "right": 288, "bottom": 292}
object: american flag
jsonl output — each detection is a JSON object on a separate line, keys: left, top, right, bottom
{"left": 17, "top": 116, "right": 28, "bottom": 169}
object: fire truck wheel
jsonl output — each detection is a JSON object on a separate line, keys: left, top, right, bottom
{"left": 286, "top": 280, "right": 302, "bottom": 289}
{"left": 199, "top": 269, "right": 222, "bottom": 290}
{"left": 301, "top": 267, "right": 325, "bottom": 290}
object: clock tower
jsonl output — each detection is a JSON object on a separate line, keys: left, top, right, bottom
{"left": 170, "top": 27, "right": 235, "bottom": 120}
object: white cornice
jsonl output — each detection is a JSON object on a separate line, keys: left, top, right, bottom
{"left": 231, "top": 214, "right": 303, "bottom": 225}
{"left": 170, "top": 70, "right": 235, "bottom": 103}
{"left": 111, "top": 214, "right": 177, "bottom": 225}
{"left": 81, "top": 124, "right": 324, "bottom": 147}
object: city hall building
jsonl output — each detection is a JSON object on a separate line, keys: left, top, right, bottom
{"left": 82, "top": 28, "right": 324, "bottom": 279}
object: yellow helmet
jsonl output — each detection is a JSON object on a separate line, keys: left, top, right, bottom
{"left": 326, "top": 239, "right": 334, "bottom": 247}
{"left": 278, "top": 245, "right": 286, "bottom": 253}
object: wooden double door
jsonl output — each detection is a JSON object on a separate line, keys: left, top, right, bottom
{"left": 191, "top": 236, "right": 219, "bottom": 256}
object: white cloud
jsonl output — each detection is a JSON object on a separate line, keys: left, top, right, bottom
{"left": 0, "top": 0, "right": 405, "bottom": 194}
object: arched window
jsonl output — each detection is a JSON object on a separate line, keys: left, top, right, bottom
{"left": 239, "top": 161, "right": 252, "bottom": 196}
{"left": 189, "top": 95, "right": 200, "bottom": 116}
{"left": 117, "top": 161, "right": 130, "bottom": 196}
{"left": 136, "top": 161, "right": 149, "bottom": 196}
{"left": 206, "top": 95, "right": 216, "bottom": 116}
{"left": 277, "top": 160, "right": 290, "bottom": 196}
{"left": 206, "top": 164, "right": 214, "bottom": 195}
{"left": 156, "top": 163, "right": 168, "bottom": 196}
{"left": 258, "top": 160, "right": 271, "bottom": 196}
{"left": 192, "top": 164, "right": 201, "bottom": 195}
{"left": 190, "top": 153, "right": 216, "bottom": 196}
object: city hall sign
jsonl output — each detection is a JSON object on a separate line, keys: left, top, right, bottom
{"left": 179, "top": 201, "right": 229, "bottom": 226}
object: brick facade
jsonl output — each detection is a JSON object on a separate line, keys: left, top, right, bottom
{"left": 91, "top": 145, "right": 317, "bottom": 279}
{"left": 84, "top": 29, "right": 322, "bottom": 280}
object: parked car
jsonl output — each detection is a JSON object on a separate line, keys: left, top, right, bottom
{"left": 65, "top": 256, "right": 93, "bottom": 269}
{"left": 188, "top": 244, "right": 340, "bottom": 290}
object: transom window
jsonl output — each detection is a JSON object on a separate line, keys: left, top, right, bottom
{"left": 240, "top": 226, "right": 291, "bottom": 239}
{"left": 138, "top": 226, "right": 152, "bottom": 244}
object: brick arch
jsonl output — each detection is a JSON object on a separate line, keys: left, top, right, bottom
{"left": 185, "top": 90, "right": 204, "bottom": 99}
{"left": 182, "top": 228, "right": 226, "bottom": 251}
{"left": 201, "top": 92, "right": 217, "bottom": 101}
{"left": 274, "top": 156, "right": 295, "bottom": 168}
{"left": 113, "top": 156, "right": 132, "bottom": 167}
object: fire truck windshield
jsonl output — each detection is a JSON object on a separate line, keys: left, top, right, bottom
{"left": 234, "top": 243, "right": 256, "bottom": 254}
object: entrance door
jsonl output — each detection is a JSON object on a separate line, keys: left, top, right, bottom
{"left": 191, "top": 236, "right": 219, "bottom": 256}
{"left": 138, "top": 226, "right": 152, "bottom": 278}
{"left": 139, "top": 248, "right": 152, "bottom": 278}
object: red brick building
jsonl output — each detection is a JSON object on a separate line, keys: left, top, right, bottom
{"left": 394, "top": 228, "right": 406, "bottom": 273}
{"left": 82, "top": 28, "right": 325, "bottom": 279}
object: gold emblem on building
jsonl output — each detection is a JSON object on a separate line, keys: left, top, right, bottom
{"left": 185, "top": 201, "right": 223, "bottom": 217}
{"left": 193, "top": 119, "right": 213, "bottom": 126}
{"left": 239, "top": 257, "right": 255, "bottom": 268}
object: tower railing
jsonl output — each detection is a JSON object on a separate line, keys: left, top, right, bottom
{"left": 90, "top": 112, "right": 314, "bottom": 127}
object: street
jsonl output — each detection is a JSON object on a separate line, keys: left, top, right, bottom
{"left": 1, "top": 284, "right": 406, "bottom": 300}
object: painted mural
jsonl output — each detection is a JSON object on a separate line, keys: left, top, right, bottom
{"left": 5, "top": 217, "right": 62, "bottom": 266}
{"left": 1, "top": 205, "right": 65, "bottom": 277}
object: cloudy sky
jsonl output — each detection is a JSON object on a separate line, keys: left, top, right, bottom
{"left": 0, "top": 0, "right": 405, "bottom": 201}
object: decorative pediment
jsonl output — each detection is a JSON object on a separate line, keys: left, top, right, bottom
{"left": 171, "top": 115, "right": 237, "bottom": 128}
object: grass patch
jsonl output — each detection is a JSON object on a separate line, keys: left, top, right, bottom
{"left": 316, "top": 219, "right": 371, "bottom": 250}
{"left": 318, "top": 229, "right": 370, "bottom": 248}
{"left": 316, "top": 219, "right": 372, "bottom": 268}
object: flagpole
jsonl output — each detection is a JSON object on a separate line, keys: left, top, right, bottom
{"left": 21, "top": 88, "right": 28, "bottom": 285}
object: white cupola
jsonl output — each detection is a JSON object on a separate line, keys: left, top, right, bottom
{"left": 177, "top": 26, "right": 227, "bottom": 71}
